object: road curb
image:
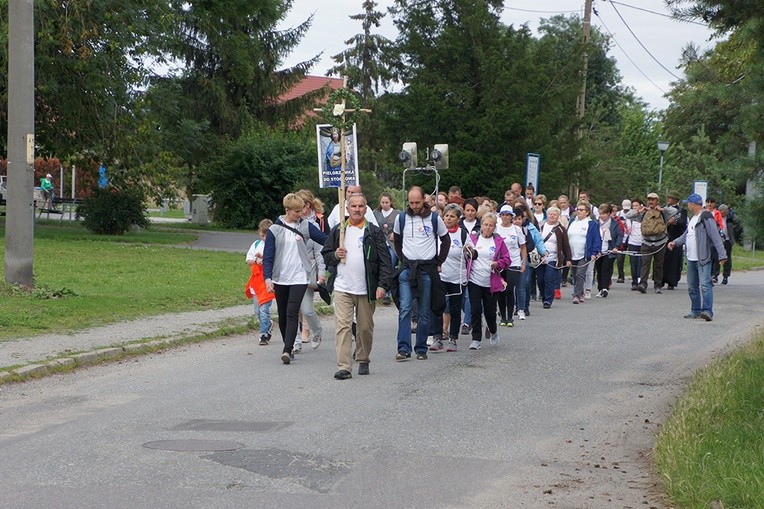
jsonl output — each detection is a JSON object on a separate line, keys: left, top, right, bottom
{"left": 0, "top": 321, "right": 252, "bottom": 385}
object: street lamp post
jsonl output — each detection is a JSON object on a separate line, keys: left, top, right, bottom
{"left": 657, "top": 139, "right": 669, "bottom": 191}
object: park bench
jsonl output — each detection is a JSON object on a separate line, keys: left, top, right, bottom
{"left": 35, "top": 197, "right": 82, "bottom": 221}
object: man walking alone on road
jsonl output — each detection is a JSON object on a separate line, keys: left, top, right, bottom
{"left": 323, "top": 194, "right": 392, "bottom": 379}
{"left": 668, "top": 194, "right": 727, "bottom": 322}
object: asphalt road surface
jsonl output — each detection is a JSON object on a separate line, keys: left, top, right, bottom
{"left": 1, "top": 271, "right": 763, "bottom": 508}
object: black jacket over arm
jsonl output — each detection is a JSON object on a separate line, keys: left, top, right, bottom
{"left": 322, "top": 221, "right": 392, "bottom": 302}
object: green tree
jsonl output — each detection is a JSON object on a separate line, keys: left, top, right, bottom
{"left": 380, "top": 4, "right": 629, "bottom": 199}
{"left": 167, "top": 0, "right": 322, "bottom": 139}
{"left": 327, "top": 0, "right": 396, "bottom": 100}
{"left": 0, "top": 0, "right": 173, "bottom": 157}
{"left": 203, "top": 131, "right": 314, "bottom": 229}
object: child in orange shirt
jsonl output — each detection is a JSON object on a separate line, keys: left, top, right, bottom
{"left": 246, "top": 219, "right": 275, "bottom": 345}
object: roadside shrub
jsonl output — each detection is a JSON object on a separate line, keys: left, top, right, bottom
{"left": 77, "top": 187, "right": 149, "bottom": 235}
{"left": 204, "top": 132, "right": 313, "bottom": 229}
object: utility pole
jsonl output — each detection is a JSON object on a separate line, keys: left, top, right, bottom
{"left": 4, "top": 0, "right": 36, "bottom": 287}
{"left": 572, "top": 0, "right": 593, "bottom": 199}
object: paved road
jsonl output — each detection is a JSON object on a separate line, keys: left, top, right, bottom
{"left": 1, "top": 273, "right": 763, "bottom": 508}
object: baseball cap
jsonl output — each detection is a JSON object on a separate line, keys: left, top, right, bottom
{"left": 684, "top": 193, "right": 703, "bottom": 205}
{"left": 621, "top": 199, "right": 631, "bottom": 210}
{"left": 46, "top": 173, "right": 52, "bottom": 178}
{"left": 498, "top": 205, "right": 515, "bottom": 216}
{"left": 646, "top": 192, "right": 659, "bottom": 200}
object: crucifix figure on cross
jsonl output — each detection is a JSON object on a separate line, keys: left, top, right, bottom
{"left": 315, "top": 79, "right": 371, "bottom": 261}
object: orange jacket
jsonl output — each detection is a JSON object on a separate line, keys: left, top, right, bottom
{"left": 245, "top": 263, "right": 274, "bottom": 305}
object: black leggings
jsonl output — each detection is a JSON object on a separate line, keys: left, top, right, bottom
{"left": 435, "top": 281, "right": 464, "bottom": 340}
{"left": 469, "top": 282, "right": 497, "bottom": 342}
{"left": 274, "top": 284, "right": 307, "bottom": 354}
{"left": 498, "top": 268, "right": 521, "bottom": 321}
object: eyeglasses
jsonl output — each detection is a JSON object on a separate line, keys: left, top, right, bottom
{"left": 534, "top": 202, "right": 543, "bottom": 205}
{"left": 576, "top": 208, "right": 588, "bottom": 212}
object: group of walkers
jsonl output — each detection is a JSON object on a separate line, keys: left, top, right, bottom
{"left": 245, "top": 181, "right": 731, "bottom": 379}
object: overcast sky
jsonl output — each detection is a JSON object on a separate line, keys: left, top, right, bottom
{"left": 279, "top": 0, "right": 718, "bottom": 111}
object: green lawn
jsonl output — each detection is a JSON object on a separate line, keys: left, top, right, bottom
{"left": 0, "top": 222, "right": 250, "bottom": 340}
{"left": 656, "top": 331, "right": 764, "bottom": 508}
{"left": 147, "top": 208, "right": 187, "bottom": 219}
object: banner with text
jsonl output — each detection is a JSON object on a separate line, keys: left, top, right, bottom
{"left": 316, "top": 124, "right": 359, "bottom": 189}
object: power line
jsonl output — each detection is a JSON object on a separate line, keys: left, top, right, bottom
{"left": 607, "top": 0, "right": 708, "bottom": 27}
{"left": 505, "top": 6, "right": 581, "bottom": 15}
{"left": 593, "top": 11, "right": 667, "bottom": 94}
{"left": 606, "top": 1, "right": 683, "bottom": 80}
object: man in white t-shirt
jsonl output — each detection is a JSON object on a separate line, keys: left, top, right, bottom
{"left": 322, "top": 194, "right": 392, "bottom": 379}
{"left": 327, "top": 185, "right": 379, "bottom": 228}
{"left": 392, "top": 186, "right": 451, "bottom": 361}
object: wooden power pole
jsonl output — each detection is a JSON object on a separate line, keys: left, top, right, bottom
{"left": 572, "top": 0, "right": 594, "bottom": 199}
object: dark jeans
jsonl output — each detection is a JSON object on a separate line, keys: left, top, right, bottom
{"left": 616, "top": 252, "right": 626, "bottom": 279}
{"left": 468, "top": 282, "right": 497, "bottom": 342}
{"left": 498, "top": 268, "right": 521, "bottom": 321}
{"left": 595, "top": 256, "right": 615, "bottom": 291}
{"left": 274, "top": 283, "right": 308, "bottom": 354}
{"left": 712, "top": 240, "right": 732, "bottom": 278}
{"left": 537, "top": 260, "right": 561, "bottom": 306}
{"left": 436, "top": 281, "right": 464, "bottom": 339}
{"left": 723, "top": 240, "right": 732, "bottom": 278}
{"left": 627, "top": 244, "right": 642, "bottom": 286}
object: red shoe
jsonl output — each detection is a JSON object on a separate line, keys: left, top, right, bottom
{"left": 554, "top": 289, "right": 562, "bottom": 299}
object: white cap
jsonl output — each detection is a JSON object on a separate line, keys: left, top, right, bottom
{"left": 46, "top": 173, "right": 52, "bottom": 178}
{"left": 498, "top": 205, "right": 515, "bottom": 216}
{"left": 621, "top": 199, "right": 631, "bottom": 210}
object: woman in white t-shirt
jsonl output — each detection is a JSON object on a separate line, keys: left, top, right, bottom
{"left": 495, "top": 205, "right": 526, "bottom": 326}
{"left": 373, "top": 192, "right": 400, "bottom": 304}
{"left": 567, "top": 201, "right": 600, "bottom": 304}
{"left": 263, "top": 193, "right": 328, "bottom": 365}
{"left": 429, "top": 203, "right": 471, "bottom": 353}
{"left": 465, "top": 212, "right": 510, "bottom": 349}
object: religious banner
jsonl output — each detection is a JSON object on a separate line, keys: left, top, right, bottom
{"left": 316, "top": 124, "right": 359, "bottom": 188}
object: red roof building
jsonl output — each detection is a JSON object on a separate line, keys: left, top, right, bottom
{"left": 280, "top": 75, "right": 345, "bottom": 126}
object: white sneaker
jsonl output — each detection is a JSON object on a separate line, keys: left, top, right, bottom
{"left": 489, "top": 332, "right": 500, "bottom": 346}
{"left": 310, "top": 334, "right": 321, "bottom": 349}
{"left": 293, "top": 342, "right": 302, "bottom": 354}
{"left": 469, "top": 340, "right": 482, "bottom": 350}
{"left": 426, "top": 336, "right": 434, "bottom": 346}
{"left": 595, "top": 290, "right": 603, "bottom": 298}
{"left": 518, "top": 310, "right": 526, "bottom": 320}
{"left": 585, "top": 290, "right": 592, "bottom": 300}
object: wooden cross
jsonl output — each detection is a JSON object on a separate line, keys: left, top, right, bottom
{"left": 314, "top": 77, "right": 371, "bottom": 261}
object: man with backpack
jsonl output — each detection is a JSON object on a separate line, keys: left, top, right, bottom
{"left": 668, "top": 194, "right": 727, "bottom": 321}
{"left": 633, "top": 192, "right": 677, "bottom": 294}
{"left": 392, "top": 186, "right": 451, "bottom": 361}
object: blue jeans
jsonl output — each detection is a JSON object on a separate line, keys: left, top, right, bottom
{"left": 516, "top": 267, "right": 529, "bottom": 312}
{"left": 397, "top": 268, "right": 432, "bottom": 355}
{"left": 254, "top": 299, "right": 272, "bottom": 336}
{"left": 686, "top": 260, "right": 713, "bottom": 317}
{"left": 537, "top": 260, "right": 561, "bottom": 306}
{"left": 462, "top": 288, "right": 472, "bottom": 325}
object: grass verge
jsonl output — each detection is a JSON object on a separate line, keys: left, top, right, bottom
{"left": 0, "top": 222, "right": 250, "bottom": 339}
{"left": 655, "top": 329, "right": 764, "bottom": 508}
